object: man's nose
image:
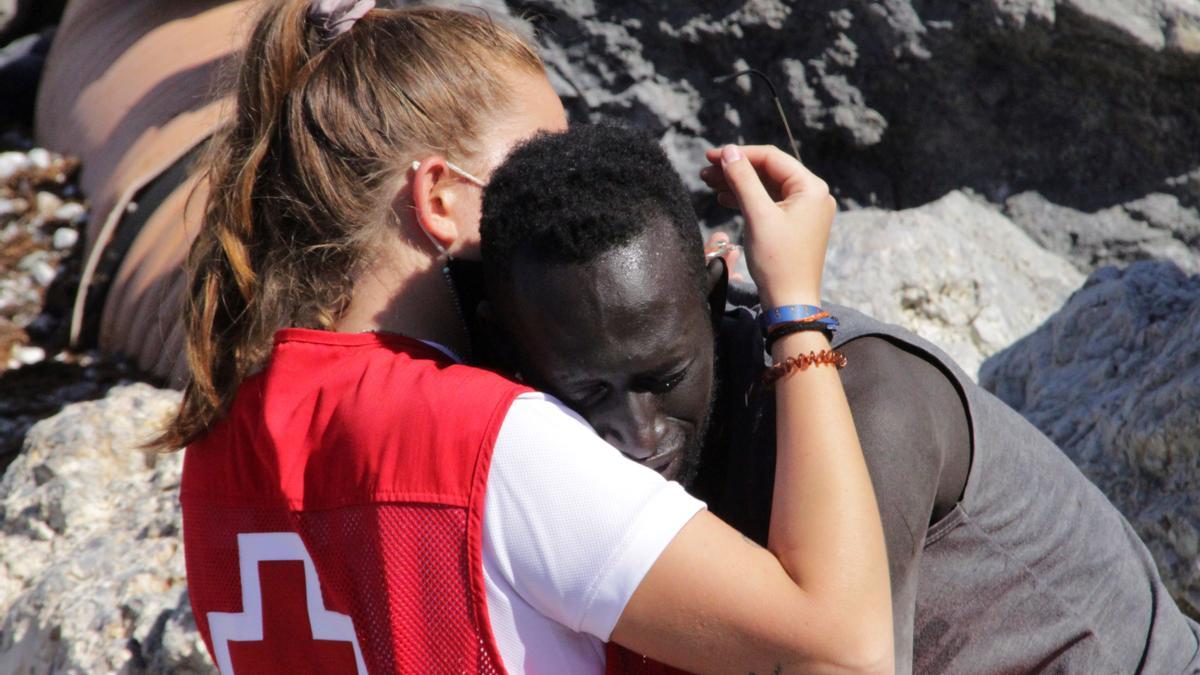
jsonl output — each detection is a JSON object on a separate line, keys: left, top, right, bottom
{"left": 598, "top": 392, "right": 668, "bottom": 460}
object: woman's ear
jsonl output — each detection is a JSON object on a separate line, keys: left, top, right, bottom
{"left": 706, "top": 256, "right": 729, "bottom": 330}
{"left": 410, "top": 157, "right": 472, "bottom": 257}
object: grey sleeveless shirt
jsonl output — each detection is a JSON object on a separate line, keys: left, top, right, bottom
{"left": 702, "top": 300, "right": 1200, "bottom": 673}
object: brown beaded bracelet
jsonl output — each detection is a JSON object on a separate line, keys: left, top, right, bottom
{"left": 763, "top": 349, "right": 848, "bottom": 386}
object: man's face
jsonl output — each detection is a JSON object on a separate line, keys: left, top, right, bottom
{"left": 495, "top": 222, "right": 717, "bottom": 483}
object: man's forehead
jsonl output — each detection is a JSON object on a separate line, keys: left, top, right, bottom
{"left": 504, "top": 230, "right": 704, "bottom": 366}
{"left": 509, "top": 234, "right": 692, "bottom": 322}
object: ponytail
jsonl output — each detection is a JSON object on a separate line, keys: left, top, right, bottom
{"left": 156, "top": 0, "right": 543, "bottom": 448}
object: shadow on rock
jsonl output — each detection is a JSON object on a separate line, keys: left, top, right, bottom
{"left": 0, "top": 357, "right": 139, "bottom": 475}
{"left": 981, "top": 260, "right": 1200, "bottom": 619}
{"left": 521, "top": 0, "right": 1200, "bottom": 218}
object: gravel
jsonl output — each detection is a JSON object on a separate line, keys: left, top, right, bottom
{"left": 0, "top": 140, "right": 143, "bottom": 476}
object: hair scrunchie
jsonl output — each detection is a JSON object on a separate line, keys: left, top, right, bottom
{"left": 308, "top": 0, "right": 376, "bottom": 43}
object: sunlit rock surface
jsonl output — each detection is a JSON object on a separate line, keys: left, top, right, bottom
{"left": 0, "top": 384, "right": 214, "bottom": 674}
{"left": 824, "top": 191, "right": 1084, "bottom": 378}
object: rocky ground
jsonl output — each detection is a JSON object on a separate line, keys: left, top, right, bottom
{"left": 0, "top": 140, "right": 137, "bottom": 479}
{"left": 0, "top": 0, "right": 1198, "bottom": 672}
{"left": 0, "top": 140, "right": 139, "bottom": 473}
{"left": 0, "top": 384, "right": 208, "bottom": 674}
{"left": 0, "top": 142, "right": 182, "bottom": 671}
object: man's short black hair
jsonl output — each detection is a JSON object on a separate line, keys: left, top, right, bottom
{"left": 481, "top": 123, "right": 705, "bottom": 293}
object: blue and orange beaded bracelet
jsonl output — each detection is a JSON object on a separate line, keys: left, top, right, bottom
{"left": 759, "top": 304, "right": 839, "bottom": 352}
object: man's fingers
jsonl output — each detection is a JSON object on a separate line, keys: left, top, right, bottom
{"left": 716, "top": 191, "right": 738, "bottom": 209}
{"left": 717, "top": 145, "right": 775, "bottom": 220}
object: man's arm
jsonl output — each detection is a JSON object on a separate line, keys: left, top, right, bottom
{"left": 836, "top": 335, "right": 972, "bottom": 675}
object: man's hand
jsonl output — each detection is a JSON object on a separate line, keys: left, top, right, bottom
{"left": 699, "top": 145, "right": 836, "bottom": 309}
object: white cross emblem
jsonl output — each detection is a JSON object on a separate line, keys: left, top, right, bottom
{"left": 207, "top": 532, "right": 368, "bottom": 675}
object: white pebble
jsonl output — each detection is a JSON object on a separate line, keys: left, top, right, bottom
{"left": 11, "top": 344, "right": 45, "bottom": 366}
{"left": 0, "top": 198, "right": 27, "bottom": 217}
{"left": 27, "top": 148, "right": 52, "bottom": 170}
{"left": 0, "top": 286, "right": 15, "bottom": 308}
{"left": 52, "top": 227, "right": 79, "bottom": 250}
{"left": 32, "top": 260, "right": 58, "bottom": 286}
{"left": 18, "top": 251, "right": 45, "bottom": 270}
{"left": 0, "top": 151, "right": 31, "bottom": 181}
{"left": 36, "top": 191, "right": 63, "bottom": 215}
{"left": 53, "top": 202, "right": 87, "bottom": 224}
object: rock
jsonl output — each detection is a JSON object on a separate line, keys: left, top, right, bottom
{"left": 1005, "top": 191, "right": 1200, "bottom": 274}
{"left": 16, "top": 250, "right": 45, "bottom": 270}
{"left": 8, "top": 343, "right": 41, "bottom": 367}
{"left": 25, "top": 147, "right": 49, "bottom": 170}
{"left": 0, "top": 384, "right": 215, "bottom": 674}
{"left": 0, "top": 196, "right": 25, "bottom": 217}
{"left": 51, "top": 202, "right": 85, "bottom": 225}
{"left": 0, "top": 151, "right": 30, "bottom": 181}
{"left": 822, "top": 190, "right": 1084, "bottom": 378}
{"left": 0, "top": 355, "right": 139, "bottom": 473}
{"left": 1, "top": 143, "right": 86, "bottom": 344}
{"left": 980, "top": 261, "right": 1200, "bottom": 617}
{"left": 32, "top": 190, "right": 59, "bottom": 216}
{"left": 527, "top": 0, "right": 1200, "bottom": 220}
{"left": 28, "top": 259, "right": 55, "bottom": 286}
{"left": 50, "top": 226, "right": 77, "bottom": 250}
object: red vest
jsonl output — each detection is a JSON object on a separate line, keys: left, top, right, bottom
{"left": 181, "top": 329, "right": 529, "bottom": 674}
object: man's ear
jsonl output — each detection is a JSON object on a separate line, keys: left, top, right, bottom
{"left": 705, "top": 256, "right": 729, "bottom": 330}
{"left": 475, "top": 299, "right": 522, "bottom": 375}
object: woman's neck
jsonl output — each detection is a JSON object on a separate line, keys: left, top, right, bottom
{"left": 334, "top": 244, "right": 470, "bottom": 358}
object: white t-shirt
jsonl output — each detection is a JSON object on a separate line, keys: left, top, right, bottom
{"left": 482, "top": 392, "right": 705, "bottom": 674}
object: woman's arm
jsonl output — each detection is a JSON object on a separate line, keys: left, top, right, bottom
{"left": 609, "top": 145, "right": 893, "bottom": 674}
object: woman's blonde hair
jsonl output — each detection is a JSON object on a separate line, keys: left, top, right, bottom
{"left": 159, "top": 0, "right": 543, "bottom": 448}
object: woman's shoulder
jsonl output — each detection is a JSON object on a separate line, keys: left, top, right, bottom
{"left": 268, "top": 329, "right": 526, "bottom": 396}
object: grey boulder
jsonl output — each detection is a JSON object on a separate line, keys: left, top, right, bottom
{"left": 981, "top": 261, "right": 1200, "bottom": 617}
{"left": 0, "top": 384, "right": 214, "bottom": 674}
{"left": 1005, "top": 191, "right": 1200, "bottom": 275}
{"left": 824, "top": 190, "right": 1084, "bottom": 378}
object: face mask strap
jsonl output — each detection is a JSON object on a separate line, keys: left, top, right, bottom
{"left": 446, "top": 160, "right": 487, "bottom": 187}
{"left": 415, "top": 217, "right": 450, "bottom": 260}
{"left": 408, "top": 160, "right": 487, "bottom": 259}
{"left": 410, "top": 159, "right": 486, "bottom": 187}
